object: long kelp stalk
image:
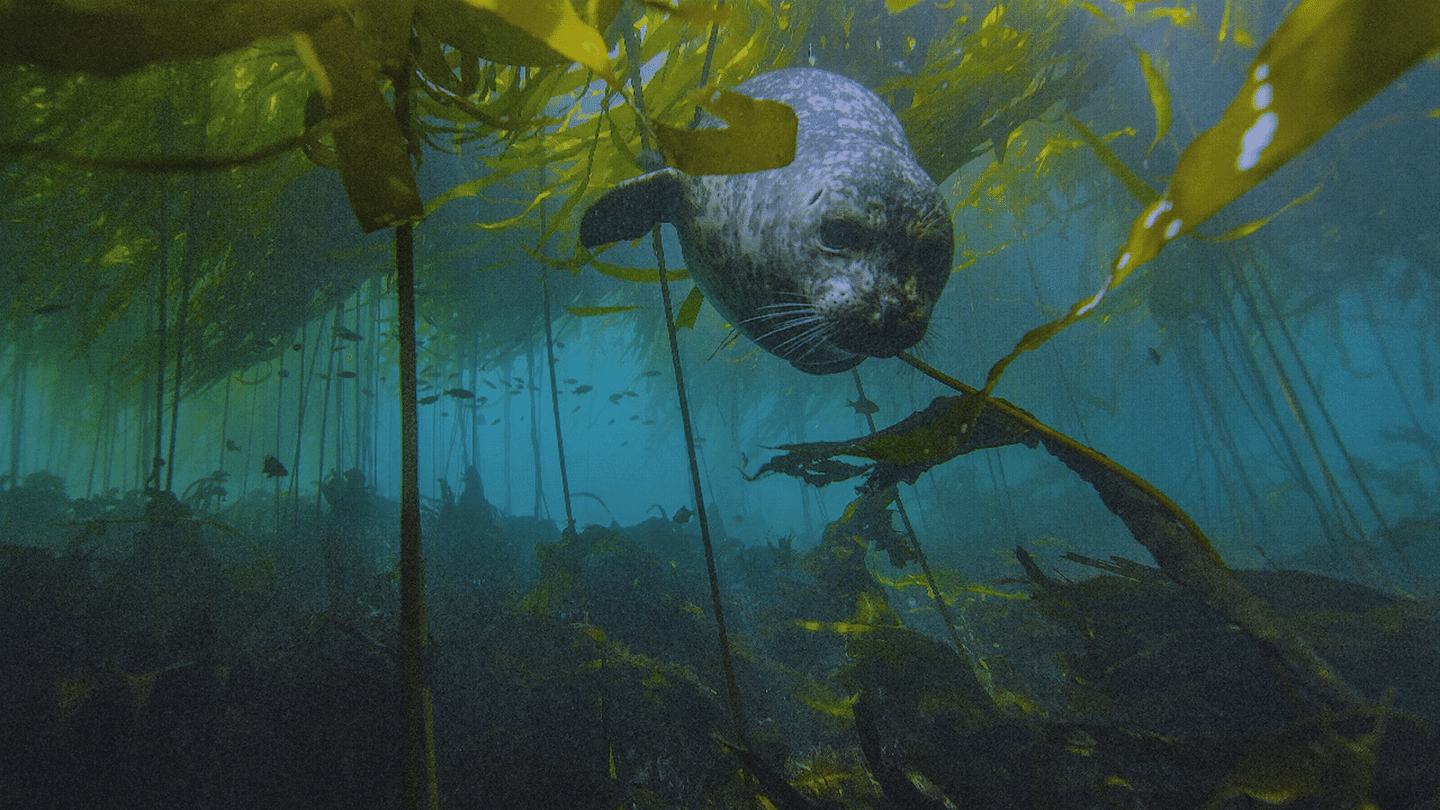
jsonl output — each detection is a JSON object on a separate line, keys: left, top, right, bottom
{"left": 1248, "top": 264, "right": 1417, "bottom": 591}
{"left": 620, "top": 15, "right": 747, "bottom": 747}
{"left": 315, "top": 304, "right": 339, "bottom": 517}
{"left": 541, "top": 277, "right": 575, "bottom": 533}
{"left": 150, "top": 100, "right": 172, "bottom": 492}
{"left": 394, "top": 68, "right": 438, "bottom": 810}
{"left": 165, "top": 165, "right": 199, "bottom": 492}
{"left": 289, "top": 322, "right": 314, "bottom": 518}
{"left": 1229, "top": 263, "right": 1391, "bottom": 587}
{"left": 850, "top": 368, "right": 991, "bottom": 695}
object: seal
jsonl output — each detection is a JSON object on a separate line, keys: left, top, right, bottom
{"left": 580, "top": 68, "right": 954, "bottom": 374}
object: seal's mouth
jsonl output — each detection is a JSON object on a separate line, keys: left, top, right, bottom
{"left": 829, "top": 298, "right": 931, "bottom": 358}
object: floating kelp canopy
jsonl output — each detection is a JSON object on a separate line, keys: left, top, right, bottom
{"left": 1, "top": 0, "right": 1439, "bottom": 808}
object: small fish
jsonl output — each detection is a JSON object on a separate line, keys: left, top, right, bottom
{"left": 262, "top": 455, "right": 289, "bottom": 478}
{"left": 623, "top": 391, "right": 638, "bottom": 398}
{"left": 846, "top": 395, "right": 879, "bottom": 416}
{"left": 482, "top": 379, "right": 497, "bottom": 389}
{"left": 418, "top": 394, "right": 441, "bottom": 404}
{"left": 1148, "top": 347, "right": 1162, "bottom": 366}
{"left": 572, "top": 385, "right": 593, "bottom": 394}
{"left": 363, "top": 388, "right": 375, "bottom": 397}
{"left": 673, "top": 506, "right": 694, "bottom": 524}
{"left": 33, "top": 303, "right": 69, "bottom": 315}
{"left": 630, "top": 415, "right": 640, "bottom": 421}
{"left": 334, "top": 326, "right": 364, "bottom": 342}
{"left": 555, "top": 341, "right": 565, "bottom": 348}
{"left": 225, "top": 439, "right": 242, "bottom": 452}
{"left": 292, "top": 343, "right": 303, "bottom": 351}
{"left": 572, "top": 405, "right": 581, "bottom": 413}
{"left": 441, "top": 412, "right": 450, "bottom": 417}
{"left": 608, "top": 393, "right": 624, "bottom": 404}
{"left": 564, "top": 378, "right": 578, "bottom": 385}
{"left": 732, "top": 514, "right": 745, "bottom": 523}
{"left": 513, "top": 377, "right": 526, "bottom": 386}
{"left": 444, "top": 388, "right": 475, "bottom": 399}
{"left": 337, "top": 370, "right": 358, "bottom": 379}
{"left": 609, "top": 419, "right": 615, "bottom": 424}
{"left": 492, "top": 418, "right": 501, "bottom": 425}
{"left": 643, "top": 419, "right": 655, "bottom": 425}
{"left": 506, "top": 389, "right": 522, "bottom": 396}
{"left": 277, "top": 369, "right": 290, "bottom": 379}
{"left": 642, "top": 370, "right": 661, "bottom": 377}
{"left": 476, "top": 396, "right": 487, "bottom": 404}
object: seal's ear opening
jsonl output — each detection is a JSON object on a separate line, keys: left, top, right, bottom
{"left": 579, "top": 170, "right": 685, "bottom": 248}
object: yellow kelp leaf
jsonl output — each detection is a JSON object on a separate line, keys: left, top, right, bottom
{"left": 1132, "top": 45, "right": 1172, "bottom": 156}
{"left": 653, "top": 86, "right": 798, "bottom": 175}
{"left": 1112, "top": 0, "right": 1440, "bottom": 286}
{"left": 566, "top": 305, "right": 642, "bottom": 316}
{"left": 294, "top": 16, "right": 424, "bottom": 232}
{"left": 795, "top": 620, "right": 880, "bottom": 635}
{"left": 0, "top": 0, "right": 349, "bottom": 75}
{"left": 1200, "top": 177, "right": 1325, "bottom": 242}
{"left": 460, "top": 0, "right": 618, "bottom": 87}
{"left": 886, "top": 0, "right": 927, "bottom": 12}
{"left": 676, "top": 285, "right": 705, "bottom": 329}
{"left": 589, "top": 258, "right": 690, "bottom": 283}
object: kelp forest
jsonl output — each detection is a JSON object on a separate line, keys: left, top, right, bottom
{"left": 1, "top": 0, "right": 1439, "bottom": 807}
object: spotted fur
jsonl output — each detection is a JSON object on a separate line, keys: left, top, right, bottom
{"left": 581, "top": 68, "right": 953, "bottom": 374}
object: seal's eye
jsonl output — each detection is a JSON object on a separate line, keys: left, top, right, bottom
{"left": 818, "top": 219, "right": 868, "bottom": 253}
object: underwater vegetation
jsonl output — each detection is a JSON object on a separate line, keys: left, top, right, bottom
{"left": 1, "top": 0, "right": 1438, "bottom": 808}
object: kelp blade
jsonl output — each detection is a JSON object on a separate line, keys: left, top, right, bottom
{"left": 295, "top": 16, "right": 424, "bottom": 232}
{"left": 0, "top": 0, "right": 350, "bottom": 75}
{"left": 653, "top": 87, "right": 798, "bottom": 175}
{"left": 983, "top": 0, "right": 1440, "bottom": 398}
{"left": 458, "top": 0, "right": 618, "bottom": 86}
{"left": 1113, "top": 0, "right": 1440, "bottom": 282}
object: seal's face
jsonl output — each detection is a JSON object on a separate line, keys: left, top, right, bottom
{"left": 791, "top": 167, "right": 953, "bottom": 361}
{"left": 720, "top": 157, "right": 951, "bottom": 372}
{"left": 579, "top": 68, "right": 955, "bottom": 374}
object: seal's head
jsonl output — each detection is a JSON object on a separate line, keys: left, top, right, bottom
{"left": 580, "top": 68, "right": 953, "bottom": 374}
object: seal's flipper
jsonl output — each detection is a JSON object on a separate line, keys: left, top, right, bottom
{"left": 579, "top": 169, "right": 684, "bottom": 248}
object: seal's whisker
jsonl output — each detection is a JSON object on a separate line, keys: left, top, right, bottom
{"left": 739, "top": 305, "right": 816, "bottom": 326}
{"left": 753, "top": 316, "right": 825, "bottom": 344}
{"left": 773, "top": 323, "right": 831, "bottom": 356}
{"left": 789, "top": 325, "right": 836, "bottom": 359}
{"left": 771, "top": 327, "right": 823, "bottom": 355}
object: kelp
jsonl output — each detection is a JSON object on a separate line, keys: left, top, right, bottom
{"left": 0, "top": 0, "right": 350, "bottom": 76}
{"left": 652, "top": 84, "right": 799, "bottom": 175}
{"left": 886, "top": 0, "right": 1120, "bottom": 181}
{"left": 978, "top": 0, "right": 1440, "bottom": 396}
{"left": 755, "top": 358, "right": 1371, "bottom": 715}
{"left": 294, "top": 15, "right": 424, "bottom": 232}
